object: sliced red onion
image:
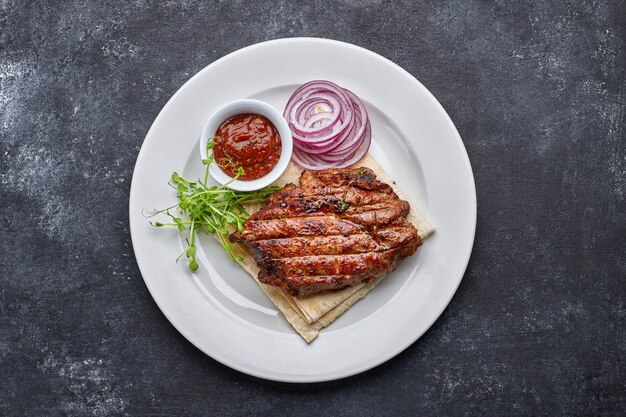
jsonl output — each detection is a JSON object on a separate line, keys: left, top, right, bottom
{"left": 284, "top": 80, "right": 371, "bottom": 170}
{"left": 291, "top": 120, "right": 371, "bottom": 170}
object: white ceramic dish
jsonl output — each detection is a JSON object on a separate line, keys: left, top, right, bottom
{"left": 129, "top": 38, "right": 476, "bottom": 383}
{"left": 199, "top": 99, "right": 293, "bottom": 191}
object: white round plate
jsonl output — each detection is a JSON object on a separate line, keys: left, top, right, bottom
{"left": 129, "top": 38, "right": 476, "bottom": 383}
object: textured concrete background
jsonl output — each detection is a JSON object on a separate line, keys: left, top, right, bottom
{"left": 1, "top": 0, "right": 625, "bottom": 416}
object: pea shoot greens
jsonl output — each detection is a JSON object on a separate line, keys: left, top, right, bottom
{"left": 145, "top": 138, "right": 278, "bottom": 271}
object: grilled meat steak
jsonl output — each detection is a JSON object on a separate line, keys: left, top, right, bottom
{"left": 229, "top": 167, "right": 422, "bottom": 297}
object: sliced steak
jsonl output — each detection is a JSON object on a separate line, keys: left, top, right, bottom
{"left": 230, "top": 167, "right": 422, "bottom": 296}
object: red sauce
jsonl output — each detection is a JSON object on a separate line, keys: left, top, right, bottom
{"left": 213, "top": 113, "right": 282, "bottom": 181}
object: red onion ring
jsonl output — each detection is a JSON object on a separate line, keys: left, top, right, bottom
{"left": 284, "top": 80, "right": 371, "bottom": 169}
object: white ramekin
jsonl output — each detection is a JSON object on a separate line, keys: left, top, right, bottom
{"left": 199, "top": 99, "right": 293, "bottom": 191}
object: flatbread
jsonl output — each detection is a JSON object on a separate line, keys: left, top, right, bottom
{"left": 226, "top": 153, "right": 435, "bottom": 343}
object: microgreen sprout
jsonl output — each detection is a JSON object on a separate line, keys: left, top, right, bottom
{"left": 145, "top": 138, "right": 278, "bottom": 271}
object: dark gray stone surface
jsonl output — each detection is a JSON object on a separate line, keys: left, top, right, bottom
{"left": 1, "top": 0, "right": 624, "bottom": 415}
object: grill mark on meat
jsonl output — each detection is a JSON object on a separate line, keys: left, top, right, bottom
{"left": 371, "top": 225, "right": 417, "bottom": 248}
{"left": 299, "top": 169, "right": 394, "bottom": 192}
{"left": 268, "top": 246, "right": 417, "bottom": 277}
{"left": 250, "top": 200, "right": 407, "bottom": 222}
{"left": 233, "top": 217, "right": 364, "bottom": 241}
{"left": 343, "top": 206, "right": 409, "bottom": 227}
{"left": 273, "top": 188, "right": 396, "bottom": 207}
{"left": 256, "top": 272, "right": 364, "bottom": 295}
{"left": 251, "top": 224, "right": 418, "bottom": 258}
{"left": 230, "top": 167, "right": 422, "bottom": 297}
{"left": 235, "top": 218, "right": 412, "bottom": 243}
{"left": 253, "top": 234, "right": 380, "bottom": 258}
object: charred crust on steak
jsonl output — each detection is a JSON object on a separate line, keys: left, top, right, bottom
{"left": 229, "top": 167, "right": 422, "bottom": 297}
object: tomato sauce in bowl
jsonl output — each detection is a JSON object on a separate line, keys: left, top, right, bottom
{"left": 213, "top": 114, "right": 282, "bottom": 181}
{"left": 199, "top": 98, "right": 293, "bottom": 192}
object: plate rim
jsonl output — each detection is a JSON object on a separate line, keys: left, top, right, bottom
{"left": 129, "top": 37, "right": 477, "bottom": 382}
